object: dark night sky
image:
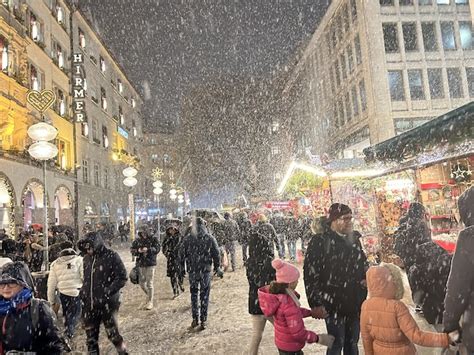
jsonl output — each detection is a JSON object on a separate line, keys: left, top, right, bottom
{"left": 78, "top": 0, "right": 329, "bottom": 130}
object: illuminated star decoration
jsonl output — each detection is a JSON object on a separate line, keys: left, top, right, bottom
{"left": 451, "top": 164, "right": 469, "bottom": 181}
{"left": 152, "top": 168, "right": 163, "bottom": 181}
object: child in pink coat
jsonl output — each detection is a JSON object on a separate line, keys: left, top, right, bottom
{"left": 258, "top": 259, "right": 334, "bottom": 355}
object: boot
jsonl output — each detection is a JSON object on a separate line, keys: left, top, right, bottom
{"left": 189, "top": 319, "right": 199, "bottom": 330}
{"left": 145, "top": 300, "right": 153, "bottom": 310}
{"left": 197, "top": 321, "right": 207, "bottom": 331}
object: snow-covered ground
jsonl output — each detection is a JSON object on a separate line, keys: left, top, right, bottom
{"left": 70, "top": 243, "right": 445, "bottom": 354}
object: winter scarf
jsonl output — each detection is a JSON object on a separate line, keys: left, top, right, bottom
{"left": 0, "top": 288, "right": 33, "bottom": 315}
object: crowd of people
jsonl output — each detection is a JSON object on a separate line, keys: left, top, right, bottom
{"left": 0, "top": 186, "right": 472, "bottom": 354}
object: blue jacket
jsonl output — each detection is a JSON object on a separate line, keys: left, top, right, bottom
{"left": 183, "top": 223, "right": 220, "bottom": 275}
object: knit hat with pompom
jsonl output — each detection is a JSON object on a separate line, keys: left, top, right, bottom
{"left": 271, "top": 259, "right": 300, "bottom": 284}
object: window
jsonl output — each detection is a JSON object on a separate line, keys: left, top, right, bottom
{"left": 400, "top": 0, "right": 414, "bottom": 4}
{"left": 418, "top": 0, "right": 432, "bottom": 4}
{"left": 0, "top": 36, "right": 8, "bottom": 73}
{"left": 100, "top": 87, "right": 107, "bottom": 110}
{"left": 352, "top": 86, "right": 359, "bottom": 116}
{"left": 354, "top": 35, "right": 362, "bottom": 65}
{"left": 119, "top": 106, "right": 124, "bottom": 125}
{"left": 441, "top": 22, "right": 457, "bottom": 50}
{"left": 56, "top": 139, "right": 67, "bottom": 169}
{"left": 388, "top": 70, "right": 405, "bottom": 101}
{"left": 408, "top": 70, "right": 425, "bottom": 100}
{"left": 94, "top": 163, "right": 100, "bottom": 186}
{"left": 437, "top": 0, "right": 450, "bottom": 3}
{"left": 102, "top": 125, "right": 109, "bottom": 148}
{"left": 52, "top": 40, "right": 65, "bottom": 69}
{"left": 359, "top": 80, "right": 367, "bottom": 111}
{"left": 271, "top": 146, "right": 280, "bottom": 156}
{"left": 132, "top": 119, "right": 137, "bottom": 137}
{"left": 151, "top": 154, "right": 158, "bottom": 163}
{"left": 118, "top": 79, "right": 123, "bottom": 93}
{"left": 350, "top": 0, "right": 357, "bottom": 21}
{"left": 447, "top": 68, "right": 464, "bottom": 98}
{"left": 29, "top": 12, "right": 42, "bottom": 43}
{"left": 29, "top": 63, "right": 43, "bottom": 90}
{"left": 92, "top": 119, "right": 100, "bottom": 144}
{"left": 380, "top": 0, "right": 394, "bottom": 4}
{"left": 55, "top": 87, "right": 66, "bottom": 116}
{"left": 427, "top": 68, "right": 445, "bottom": 99}
{"left": 459, "top": 21, "right": 473, "bottom": 50}
{"left": 383, "top": 23, "right": 399, "bottom": 53}
{"left": 104, "top": 168, "right": 109, "bottom": 189}
{"left": 422, "top": 22, "right": 438, "bottom": 51}
{"left": 466, "top": 68, "right": 474, "bottom": 96}
{"left": 82, "top": 160, "right": 89, "bottom": 183}
{"left": 402, "top": 23, "right": 418, "bottom": 51}
{"left": 78, "top": 28, "right": 86, "bottom": 49}
{"left": 271, "top": 121, "right": 280, "bottom": 133}
{"left": 81, "top": 122, "right": 89, "bottom": 137}
{"left": 455, "top": 0, "right": 468, "bottom": 3}
{"left": 131, "top": 98, "right": 136, "bottom": 108}
{"left": 100, "top": 56, "right": 106, "bottom": 73}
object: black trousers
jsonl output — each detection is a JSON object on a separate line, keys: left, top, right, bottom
{"left": 83, "top": 307, "right": 124, "bottom": 354}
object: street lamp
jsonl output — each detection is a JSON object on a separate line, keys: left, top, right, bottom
{"left": 122, "top": 166, "right": 138, "bottom": 241}
{"left": 27, "top": 122, "right": 58, "bottom": 271}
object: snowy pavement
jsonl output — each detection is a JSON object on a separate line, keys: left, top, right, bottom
{"left": 71, "top": 244, "right": 445, "bottom": 354}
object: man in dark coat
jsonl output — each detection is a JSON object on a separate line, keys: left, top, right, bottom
{"left": 79, "top": 232, "right": 128, "bottom": 355}
{"left": 246, "top": 214, "right": 276, "bottom": 354}
{"left": 162, "top": 221, "right": 185, "bottom": 298}
{"left": 271, "top": 212, "right": 287, "bottom": 259}
{"left": 444, "top": 186, "right": 474, "bottom": 353}
{"left": 236, "top": 212, "right": 252, "bottom": 264}
{"left": 0, "top": 261, "right": 64, "bottom": 354}
{"left": 183, "top": 217, "right": 222, "bottom": 331}
{"left": 130, "top": 228, "right": 160, "bottom": 310}
{"left": 222, "top": 212, "right": 240, "bottom": 271}
{"left": 304, "top": 203, "right": 368, "bottom": 355}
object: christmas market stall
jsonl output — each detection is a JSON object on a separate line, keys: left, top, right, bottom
{"left": 364, "top": 101, "right": 474, "bottom": 255}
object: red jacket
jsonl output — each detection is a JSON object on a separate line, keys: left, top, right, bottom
{"left": 258, "top": 286, "right": 317, "bottom": 352}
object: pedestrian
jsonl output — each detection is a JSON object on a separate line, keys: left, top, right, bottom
{"left": 78, "top": 232, "right": 128, "bottom": 355}
{"left": 118, "top": 222, "right": 128, "bottom": 243}
{"left": 130, "top": 227, "right": 160, "bottom": 310}
{"left": 303, "top": 203, "right": 368, "bottom": 355}
{"left": 246, "top": 214, "right": 277, "bottom": 355}
{"left": 236, "top": 211, "right": 252, "bottom": 264}
{"left": 183, "top": 217, "right": 223, "bottom": 331}
{"left": 47, "top": 244, "right": 83, "bottom": 343}
{"left": 0, "top": 261, "right": 64, "bottom": 353}
{"left": 443, "top": 186, "right": 474, "bottom": 354}
{"left": 286, "top": 215, "right": 300, "bottom": 262}
{"left": 360, "top": 263, "right": 449, "bottom": 354}
{"left": 222, "top": 212, "right": 240, "bottom": 271}
{"left": 258, "top": 259, "right": 335, "bottom": 354}
{"left": 0, "top": 237, "right": 16, "bottom": 267}
{"left": 162, "top": 220, "right": 185, "bottom": 298}
{"left": 271, "top": 212, "right": 287, "bottom": 259}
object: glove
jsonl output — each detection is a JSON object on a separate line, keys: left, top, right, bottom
{"left": 447, "top": 330, "right": 462, "bottom": 352}
{"left": 214, "top": 268, "right": 224, "bottom": 278}
{"left": 317, "top": 334, "right": 335, "bottom": 348}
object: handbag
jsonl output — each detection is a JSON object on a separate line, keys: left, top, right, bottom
{"left": 129, "top": 263, "right": 140, "bottom": 284}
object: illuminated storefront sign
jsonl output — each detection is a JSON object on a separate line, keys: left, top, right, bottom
{"left": 73, "top": 53, "right": 85, "bottom": 122}
{"left": 118, "top": 126, "right": 129, "bottom": 139}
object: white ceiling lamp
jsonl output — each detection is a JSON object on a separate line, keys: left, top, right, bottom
{"left": 169, "top": 188, "right": 177, "bottom": 195}
{"left": 153, "top": 181, "right": 163, "bottom": 188}
{"left": 123, "top": 176, "right": 138, "bottom": 187}
{"left": 153, "top": 187, "right": 163, "bottom": 195}
{"left": 27, "top": 122, "right": 58, "bottom": 142}
{"left": 122, "top": 166, "right": 138, "bottom": 178}
{"left": 28, "top": 141, "right": 58, "bottom": 160}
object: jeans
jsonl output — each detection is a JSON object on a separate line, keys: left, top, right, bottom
{"left": 325, "top": 313, "right": 360, "bottom": 355}
{"left": 139, "top": 266, "right": 155, "bottom": 303}
{"left": 83, "top": 308, "right": 124, "bottom": 354}
{"left": 170, "top": 273, "right": 184, "bottom": 296}
{"left": 242, "top": 242, "right": 248, "bottom": 262}
{"left": 59, "top": 293, "right": 82, "bottom": 338}
{"left": 189, "top": 271, "right": 211, "bottom": 323}
{"left": 225, "top": 241, "right": 237, "bottom": 271}
{"left": 287, "top": 240, "right": 297, "bottom": 261}
{"left": 278, "top": 235, "right": 286, "bottom": 258}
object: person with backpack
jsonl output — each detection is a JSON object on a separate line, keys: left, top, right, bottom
{"left": 0, "top": 261, "right": 64, "bottom": 353}
{"left": 79, "top": 232, "right": 128, "bottom": 355}
{"left": 47, "top": 245, "right": 83, "bottom": 341}
{"left": 304, "top": 203, "right": 368, "bottom": 355}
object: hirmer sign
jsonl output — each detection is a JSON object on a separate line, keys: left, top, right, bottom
{"left": 73, "top": 53, "right": 86, "bottom": 122}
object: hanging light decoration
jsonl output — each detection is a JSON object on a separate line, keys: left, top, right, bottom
{"left": 152, "top": 181, "right": 163, "bottom": 188}
{"left": 153, "top": 187, "right": 163, "bottom": 195}
{"left": 169, "top": 189, "right": 177, "bottom": 195}
{"left": 123, "top": 176, "right": 138, "bottom": 187}
{"left": 170, "top": 194, "right": 177, "bottom": 201}
{"left": 28, "top": 141, "right": 58, "bottom": 160}
{"left": 122, "top": 166, "right": 138, "bottom": 178}
{"left": 27, "top": 122, "right": 58, "bottom": 142}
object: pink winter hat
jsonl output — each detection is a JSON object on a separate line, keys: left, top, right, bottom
{"left": 272, "top": 259, "right": 300, "bottom": 284}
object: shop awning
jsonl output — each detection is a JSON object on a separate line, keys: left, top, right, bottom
{"left": 364, "top": 102, "right": 474, "bottom": 164}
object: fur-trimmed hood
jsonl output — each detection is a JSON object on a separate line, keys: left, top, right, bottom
{"left": 366, "top": 263, "right": 404, "bottom": 300}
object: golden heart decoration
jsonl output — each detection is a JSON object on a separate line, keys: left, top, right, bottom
{"left": 26, "top": 89, "right": 57, "bottom": 113}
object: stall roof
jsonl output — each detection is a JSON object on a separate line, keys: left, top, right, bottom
{"left": 364, "top": 102, "right": 474, "bottom": 164}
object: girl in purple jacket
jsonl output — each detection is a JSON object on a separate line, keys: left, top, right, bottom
{"left": 258, "top": 259, "right": 334, "bottom": 355}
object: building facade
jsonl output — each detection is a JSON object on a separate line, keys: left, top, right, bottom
{"left": 284, "top": 0, "right": 473, "bottom": 159}
{"left": 71, "top": 10, "right": 144, "bottom": 234}
{"left": 0, "top": 0, "right": 75, "bottom": 236}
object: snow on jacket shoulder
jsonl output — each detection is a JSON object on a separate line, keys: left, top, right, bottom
{"left": 258, "top": 286, "right": 316, "bottom": 352}
{"left": 361, "top": 265, "right": 448, "bottom": 355}
{"left": 47, "top": 254, "right": 83, "bottom": 302}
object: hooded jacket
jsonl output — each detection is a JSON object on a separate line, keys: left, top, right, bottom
{"left": 47, "top": 249, "right": 83, "bottom": 302}
{"left": 443, "top": 186, "right": 474, "bottom": 352}
{"left": 183, "top": 218, "right": 220, "bottom": 275}
{"left": 258, "top": 286, "right": 317, "bottom": 352}
{"left": 361, "top": 264, "right": 448, "bottom": 355}
{"left": 130, "top": 231, "right": 160, "bottom": 267}
{"left": 0, "top": 262, "right": 64, "bottom": 354}
{"left": 79, "top": 233, "right": 127, "bottom": 317}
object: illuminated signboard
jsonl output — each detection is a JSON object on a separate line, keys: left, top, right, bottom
{"left": 118, "top": 126, "right": 129, "bottom": 139}
{"left": 73, "top": 53, "right": 86, "bottom": 122}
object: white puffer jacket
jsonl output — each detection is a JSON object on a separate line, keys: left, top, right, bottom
{"left": 47, "top": 250, "right": 83, "bottom": 303}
